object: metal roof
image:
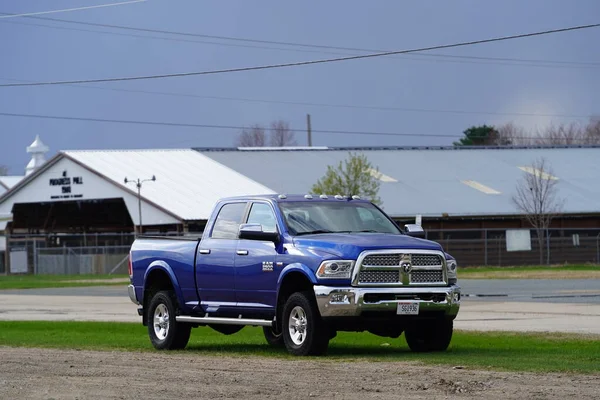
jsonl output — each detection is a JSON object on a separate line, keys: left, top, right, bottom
{"left": 64, "top": 149, "right": 275, "bottom": 220}
{"left": 197, "top": 146, "right": 600, "bottom": 218}
{"left": 0, "top": 176, "right": 24, "bottom": 190}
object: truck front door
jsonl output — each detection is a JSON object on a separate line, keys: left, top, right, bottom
{"left": 234, "top": 201, "right": 282, "bottom": 310}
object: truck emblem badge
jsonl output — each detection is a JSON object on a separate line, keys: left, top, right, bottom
{"left": 400, "top": 254, "right": 412, "bottom": 274}
{"left": 262, "top": 261, "right": 274, "bottom": 272}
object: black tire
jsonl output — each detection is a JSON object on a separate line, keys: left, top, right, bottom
{"left": 263, "top": 325, "right": 284, "bottom": 347}
{"left": 147, "top": 290, "right": 192, "bottom": 350}
{"left": 405, "top": 318, "right": 453, "bottom": 352}
{"left": 281, "top": 291, "right": 329, "bottom": 356}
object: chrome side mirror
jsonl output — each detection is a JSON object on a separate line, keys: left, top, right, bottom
{"left": 404, "top": 224, "right": 425, "bottom": 238}
{"left": 238, "top": 223, "right": 280, "bottom": 242}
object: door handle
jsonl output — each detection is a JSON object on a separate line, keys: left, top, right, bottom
{"left": 236, "top": 250, "right": 249, "bottom": 256}
{"left": 199, "top": 249, "right": 211, "bottom": 254}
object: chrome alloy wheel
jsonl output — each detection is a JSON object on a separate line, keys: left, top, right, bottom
{"left": 153, "top": 303, "right": 170, "bottom": 340}
{"left": 288, "top": 305, "right": 308, "bottom": 345}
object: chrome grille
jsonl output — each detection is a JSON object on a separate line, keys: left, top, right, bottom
{"left": 412, "top": 254, "right": 443, "bottom": 266}
{"left": 362, "top": 254, "right": 401, "bottom": 266}
{"left": 354, "top": 250, "right": 447, "bottom": 286}
{"left": 411, "top": 270, "right": 444, "bottom": 283}
{"left": 358, "top": 271, "right": 399, "bottom": 284}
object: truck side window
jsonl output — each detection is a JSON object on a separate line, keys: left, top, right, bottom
{"left": 247, "top": 202, "right": 277, "bottom": 233}
{"left": 211, "top": 202, "right": 247, "bottom": 239}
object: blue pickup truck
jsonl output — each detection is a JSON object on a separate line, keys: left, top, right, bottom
{"left": 128, "top": 194, "right": 460, "bottom": 356}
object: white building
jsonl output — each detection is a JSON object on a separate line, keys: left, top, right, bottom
{"left": 0, "top": 148, "right": 274, "bottom": 236}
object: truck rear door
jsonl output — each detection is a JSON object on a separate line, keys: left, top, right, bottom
{"left": 195, "top": 201, "right": 247, "bottom": 305}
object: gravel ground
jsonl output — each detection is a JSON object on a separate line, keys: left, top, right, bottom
{"left": 0, "top": 347, "right": 598, "bottom": 400}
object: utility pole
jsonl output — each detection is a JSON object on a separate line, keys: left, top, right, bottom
{"left": 124, "top": 175, "right": 156, "bottom": 236}
{"left": 306, "top": 113, "right": 312, "bottom": 147}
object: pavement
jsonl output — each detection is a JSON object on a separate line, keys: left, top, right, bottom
{"left": 1, "top": 280, "right": 600, "bottom": 334}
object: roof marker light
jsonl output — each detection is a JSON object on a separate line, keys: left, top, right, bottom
{"left": 352, "top": 195, "right": 361, "bottom": 200}
{"left": 334, "top": 194, "right": 344, "bottom": 200}
{"left": 304, "top": 194, "right": 313, "bottom": 199}
{"left": 319, "top": 194, "right": 328, "bottom": 199}
{"left": 278, "top": 194, "right": 287, "bottom": 199}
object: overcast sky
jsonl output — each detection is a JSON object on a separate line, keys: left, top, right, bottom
{"left": 1, "top": 0, "right": 599, "bottom": 175}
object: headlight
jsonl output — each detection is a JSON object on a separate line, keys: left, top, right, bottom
{"left": 446, "top": 259, "right": 457, "bottom": 279}
{"left": 316, "top": 260, "right": 355, "bottom": 279}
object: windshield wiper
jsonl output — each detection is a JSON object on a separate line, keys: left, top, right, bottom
{"left": 295, "top": 229, "right": 334, "bottom": 236}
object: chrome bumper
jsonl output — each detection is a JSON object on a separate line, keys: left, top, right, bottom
{"left": 314, "top": 284, "right": 461, "bottom": 318}
{"left": 128, "top": 284, "right": 140, "bottom": 305}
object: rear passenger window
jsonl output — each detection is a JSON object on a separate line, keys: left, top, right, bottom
{"left": 211, "top": 202, "right": 247, "bottom": 239}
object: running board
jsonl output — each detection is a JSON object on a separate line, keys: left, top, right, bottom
{"left": 176, "top": 315, "right": 273, "bottom": 327}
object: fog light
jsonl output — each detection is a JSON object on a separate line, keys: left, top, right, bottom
{"left": 330, "top": 293, "right": 349, "bottom": 304}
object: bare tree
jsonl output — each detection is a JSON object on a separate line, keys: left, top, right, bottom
{"left": 512, "top": 158, "right": 564, "bottom": 264}
{"left": 269, "top": 120, "right": 297, "bottom": 146}
{"left": 0, "top": 165, "right": 8, "bottom": 176}
{"left": 584, "top": 117, "right": 600, "bottom": 144}
{"left": 496, "top": 122, "right": 532, "bottom": 145}
{"left": 236, "top": 124, "right": 267, "bottom": 147}
{"left": 534, "top": 122, "right": 585, "bottom": 145}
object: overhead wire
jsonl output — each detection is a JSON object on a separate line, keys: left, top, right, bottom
{"left": 1, "top": 13, "right": 599, "bottom": 68}
{"left": 0, "top": 111, "right": 594, "bottom": 144}
{"left": 0, "top": 0, "right": 146, "bottom": 19}
{"left": 0, "top": 77, "right": 591, "bottom": 119}
{"left": 0, "top": 111, "right": 458, "bottom": 138}
{"left": 1, "top": 22, "right": 599, "bottom": 88}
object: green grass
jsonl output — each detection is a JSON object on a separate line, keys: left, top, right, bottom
{"left": 0, "top": 274, "right": 129, "bottom": 290}
{"left": 458, "top": 264, "right": 600, "bottom": 279}
{"left": 460, "top": 264, "right": 599, "bottom": 274}
{"left": 0, "top": 321, "right": 598, "bottom": 373}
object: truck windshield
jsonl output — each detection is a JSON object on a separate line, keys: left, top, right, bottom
{"left": 279, "top": 201, "right": 402, "bottom": 236}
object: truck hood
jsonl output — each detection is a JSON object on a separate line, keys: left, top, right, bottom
{"left": 292, "top": 233, "right": 444, "bottom": 259}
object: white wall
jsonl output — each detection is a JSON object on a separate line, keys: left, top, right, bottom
{"left": 0, "top": 157, "right": 180, "bottom": 226}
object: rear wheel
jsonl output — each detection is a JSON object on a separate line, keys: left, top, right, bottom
{"left": 405, "top": 318, "right": 453, "bottom": 352}
{"left": 147, "top": 290, "right": 191, "bottom": 350}
{"left": 282, "top": 291, "right": 329, "bottom": 356}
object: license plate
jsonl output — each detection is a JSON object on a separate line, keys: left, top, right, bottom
{"left": 397, "top": 302, "right": 419, "bottom": 315}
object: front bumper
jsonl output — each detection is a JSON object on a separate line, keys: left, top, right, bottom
{"left": 128, "top": 284, "right": 140, "bottom": 305}
{"left": 314, "top": 284, "right": 461, "bottom": 318}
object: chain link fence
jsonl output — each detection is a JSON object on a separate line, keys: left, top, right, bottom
{"left": 425, "top": 228, "right": 600, "bottom": 266}
{"left": 35, "top": 246, "right": 131, "bottom": 275}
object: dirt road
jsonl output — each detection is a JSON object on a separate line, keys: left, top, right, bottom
{"left": 0, "top": 347, "right": 598, "bottom": 400}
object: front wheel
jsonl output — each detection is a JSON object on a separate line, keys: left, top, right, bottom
{"left": 282, "top": 291, "right": 329, "bottom": 356}
{"left": 405, "top": 318, "right": 453, "bottom": 352}
{"left": 147, "top": 290, "right": 191, "bottom": 350}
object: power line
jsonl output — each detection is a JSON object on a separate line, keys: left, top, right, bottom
{"left": 0, "top": 111, "right": 594, "bottom": 143}
{"left": 0, "top": 111, "right": 457, "bottom": 138}
{"left": 0, "top": 77, "right": 591, "bottom": 119}
{"left": 0, "top": 18, "right": 347, "bottom": 57}
{"left": 2, "top": 14, "right": 599, "bottom": 68}
{"left": 0, "top": 0, "right": 145, "bottom": 19}
{"left": 1, "top": 22, "right": 599, "bottom": 88}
